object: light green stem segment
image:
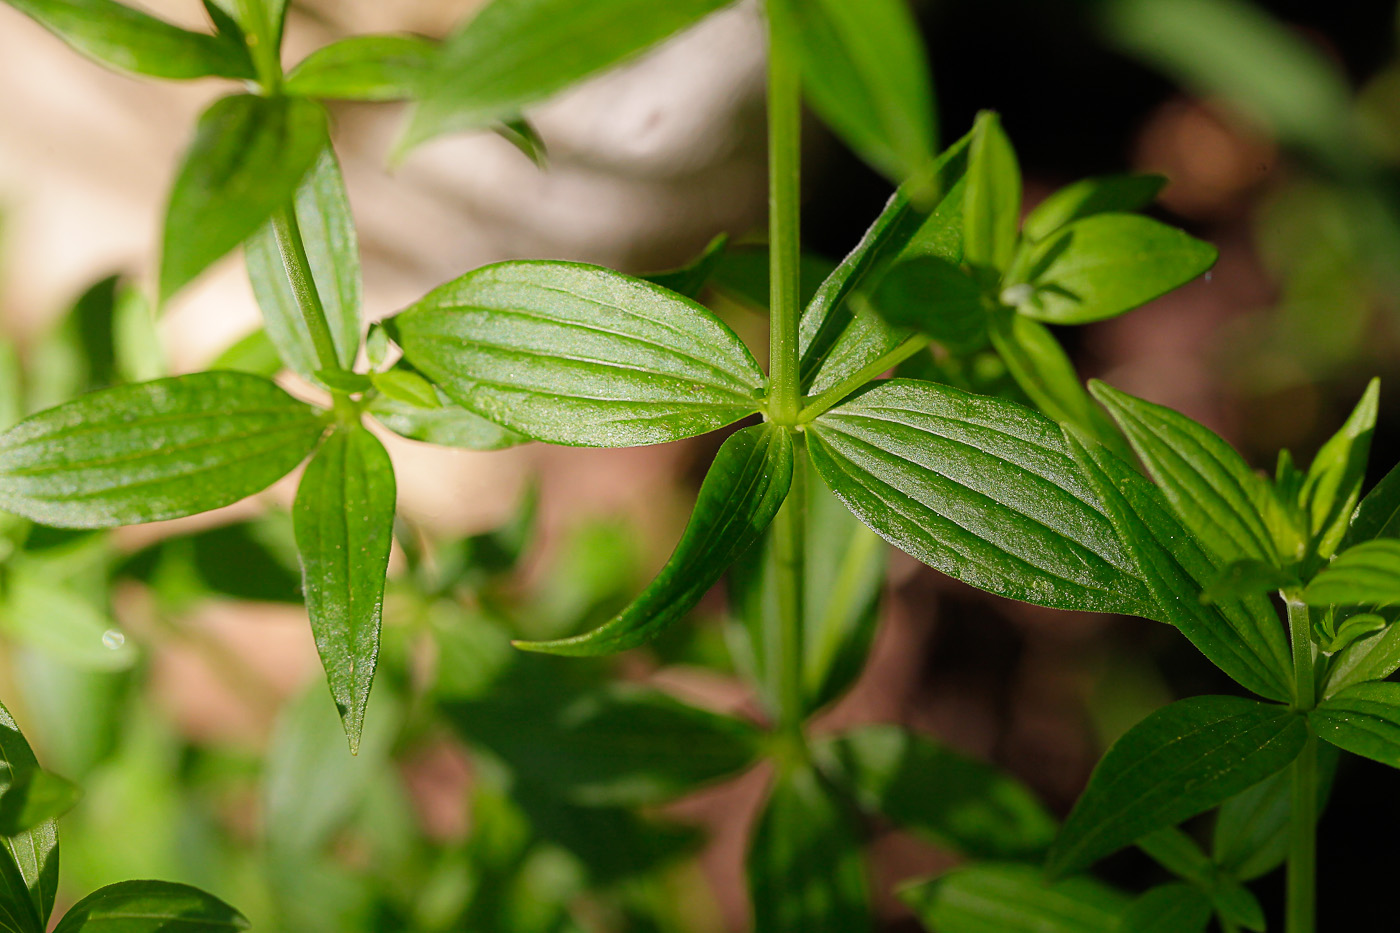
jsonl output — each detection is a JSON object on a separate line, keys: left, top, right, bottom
{"left": 773, "top": 438, "right": 807, "bottom": 738}
{"left": 271, "top": 205, "right": 344, "bottom": 376}
{"left": 1286, "top": 596, "right": 1317, "bottom": 933}
{"left": 766, "top": 4, "right": 802, "bottom": 425}
{"left": 799, "top": 335, "right": 931, "bottom": 422}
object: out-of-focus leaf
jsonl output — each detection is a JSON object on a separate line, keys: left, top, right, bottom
{"left": 161, "top": 94, "right": 328, "bottom": 302}
{"left": 1201, "top": 559, "right": 1297, "bottom": 605}
{"left": 1304, "top": 539, "right": 1400, "bottom": 608}
{"left": 962, "top": 111, "right": 1019, "bottom": 274}
{"left": 285, "top": 34, "right": 437, "bottom": 100}
{"left": 0, "top": 702, "right": 58, "bottom": 926}
{"left": 516, "top": 424, "right": 792, "bottom": 655}
{"left": 643, "top": 234, "right": 729, "bottom": 299}
{"left": 816, "top": 724, "right": 1056, "bottom": 859}
{"left": 900, "top": 863, "right": 1129, "bottom": 933}
{"left": 748, "top": 764, "right": 869, "bottom": 933}
{"left": 494, "top": 118, "right": 548, "bottom": 167}
{"left": 1324, "top": 618, "right": 1400, "bottom": 696}
{"left": 1212, "top": 742, "right": 1337, "bottom": 882}
{"left": 111, "top": 283, "right": 163, "bottom": 384}
{"left": 120, "top": 517, "right": 302, "bottom": 605}
{"left": 1046, "top": 696, "right": 1306, "bottom": 877}
{"left": 0, "top": 770, "right": 80, "bottom": 838}
{"left": 710, "top": 244, "right": 834, "bottom": 313}
{"left": 391, "top": 261, "right": 765, "bottom": 447}
{"left": 369, "top": 370, "right": 439, "bottom": 409}
{"left": 1, "top": 576, "right": 136, "bottom": 671}
{"left": 1344, "top": 460, "right": 1400, "bottom": 547}
{"left": 869, "top": 255, "right": 986, "bottom": 353}
{"left": 1118, "top": 885, "right": 1211, "bottom": 933}
{"left": 1300, "top": 378, "right": 1379, "bottom": 559}
{"left": 1310, "top": 681, "right": 1400, "bottom": 767}
{"left": 0, "top": 342, "right": 20, "bottom": 432}
{"left": 1022, "top": 174, "right": 1166, "bottom": 242}
{"left": 208, "top": 329, "right": 282, "bottom": 378}
{"left": 0, "top": 372, "right": 326, "bottom": 528}
{"left": 368, "top": 392, "right": 526, "bottom": 451}
{"left": 52, "top": 881, "right": 247, "bottom": 932}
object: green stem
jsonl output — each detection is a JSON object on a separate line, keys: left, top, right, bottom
{"left": 1286, "top": 596, "right": 1317, "bottom": 933}
{"left": 271, "top": 205, "right": 343, "bottom": 376}
{"left": 773, "top": 439, "right": 807, "bottom": 738}
{"left": 798, "top": 334, "right": 931, "bottom": 422}
{"left": 766, "top": 4, "right": 802, "bottom": 425}
{"left": 236, "top": 0, "right": 282, "bottom": 92}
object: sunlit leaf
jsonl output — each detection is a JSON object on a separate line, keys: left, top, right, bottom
{"left": 51, "top": 880, "right": 247, "bottom": 933}
{"left": 285, "top": 34, "right": 438, "bottom": 100}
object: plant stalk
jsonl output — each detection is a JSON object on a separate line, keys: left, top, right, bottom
{"left": 766, "top": 4, "right": 801, "bottom": 425}
{"left": 798, "top": 334, "right": 931, "bottom": 422}
{"left": 773, "top": 441, "right": 807, "bottom": 739}
{"left": 271, "top": 204, "right": 343, "bottom": 376}
{"left": 1286, "top": 596, "right": 1317, "bottom": 933}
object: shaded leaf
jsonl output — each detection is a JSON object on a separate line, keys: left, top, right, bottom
{"left": 0, "top": 704, "right": 56, "bottom": 926}
{"left": 869, "top": 255, "right": 986, "bottom": 353}
{"left": 1344, "top": 459, "right": 1400, "bottom": 547}
{"left": 52, "top": 880, "right": 247, "bottom": 932}
{"left": 285, "top": 34, "right": 438, "bottom": 100}
{"left": 1301, "top": 378, "right": 1379, "bottom": 560}
{"left": 1324, "top": 619, "right": 1400, "bottom": 697}
{"left": 0, "top": 771, "right": 80, "bottom": 838}
{"left": 901, "top": 863, "right": 1128, "bottom": 933}
{"left": 1201, "top": 559, "right": 1297, "bottom": 605}
{"left": 1212, "top": 743, "right": 1337, "bottom": 882}
{"left": 962, "top": 111, "right": 1020, "bottom": 274}
{"left": 1118, "top": 884, "right": 1211, "bottom": 933}
{"left": 1310, "top": 681, "right": 1400, "bottom": 767}
{"left": 643, "top": 234, "right": 729, "bottom": 299}
{"left": 1022, "top": 174, "right": 1166, "bottom": 242}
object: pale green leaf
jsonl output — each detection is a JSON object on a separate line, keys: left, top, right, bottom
{"left": 1324, "top": 619, "right": 1400, "bottom": 697}
{"left": 370, "top": 370, "right": 439, "bottom": 408}
{"left": 962, "top": 111, "right": 1020, "bottom": 274}
{"left": 1022, "top": 174, "right": 1166, "bottom": 242}
{"left": 367, "top": 394, "right": 526, "bottom": 451}
{"left": 52, "top": 880, "right": 247, "bottom": 932}
{"left": 285, "top": 34, "right": 438, "bottom": 100}
{"left": 1304, "top": 539, "right": 1400, "bottom": 607}
{"left": 1, "top": 576, "right": 136, "bottom": 671}
{"left": 1301, "top": 378, "right": 1379, "bottom": 560}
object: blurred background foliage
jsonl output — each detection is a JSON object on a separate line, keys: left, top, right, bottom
{"left": 1, "top": 0, "right": 1399, "bottom": 929}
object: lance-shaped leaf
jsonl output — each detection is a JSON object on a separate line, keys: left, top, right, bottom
{"left": 3, "top": 0, "right": 254, "bottom": 80}
{"left": 367, "top": 394, "right": 525, "bottom": 451}
{"left": 1119, "top": 885, "right": 1212, "bottom": 933}
{"left": 748, "top": 764, "right": 870, "bottom": 933}
{"left": 391, "top": 261, "right": 765, "bottom": 447}
{"left": 1310, "top": 681, "right": 1400, "bottom": 767}
{"left": 900, "top": 863, "right": 1129, "bottom": 933}
{"left": 403, "top": 0, "right": 732, "bottom": 149}
{"left": 293, "top": 425, "right": 396, "bottom": 753}
{"left": 161, "top": 94, "right": 328, "bottom": 303}
{"left": 1304, "top": 539, "right": 1400, "bottom": 607}
{"left": 1302, "top": 379, "right": 1379, "bottom": 559}
{"left": 245, "top": 147, "right": 361, "bottom": 382}
{"left": 1013, "top": 215, "right": 1217, "bottom": 325}
{"left": 869, "top": 255, "right": 987, "bottom": 354}
{"left": 0, "top": 770, "right": 80, "bottom": 838}
{"left": 807, "top": 379, "right": 1152, "bottom": 616}
{"left": 1022, "top": 174, "right": 1167, "bottom": 242}
{"left": 1046, "top": 695, "right": 1306, "bottom": 877}
{"left": 1212, "top": 743, "right": 1337, "bottom": 881}
{"left": 52, "top": 881, "right": 247, "bottom": 933}
{"left": 1343, "top": 460, "right": 1400, "bottom": 548}
{"left": 815, "top": 724, "right": 1057, "bottom": 859}
{"left": 516, "top": 424, "right": 792, "bottom": 655}
{"left": 0, "top": 703, "right": 57, "bottom": 927}
{"left": 1324, "top": 618, "right": 1400, "bottom": 697}
{"left": 767, "top": 0, "right": 935, "bottom": 184}
{"left": 1091, "top": 381, "right": 1283, "bottom": 566}
{"left": 0, "top": 372, "right": 326, "bottom": 528}
{"left": 963, "top": 111, "right": 1020, "bottom": 274}
{"left": 285, "top": 34, "right": 438, "bottom": 100}
{"left": 1065, "top": 431, "right": 1293, "bottom": 700}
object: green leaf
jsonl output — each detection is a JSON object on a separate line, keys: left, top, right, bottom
{"left": 0, "top": 770, "right": 80, "bottom": 838}
{"left": 1301, "top": 379, "right": 1380, "bottom": 559}
{"left": 51, "top": 880, "right": 247, "bottom": 932}
{"left": 1344, "top": 459, "right": 1400, "bottom": 547}
{"left": 900, "top": 863, "right": 1129, "bottom": 933}
{"left": 1320, "top": 612, "right": 1387, "bottom": 655}
{"left": 1324, "top": 619, "right": 1400, "bottom": 697}
{"left": 1310, "top": 681, "right": 1400, "bottom": 767}
{"left": 1022, "top": 174, "right": 1167, "bottom": 243}
{"left": 1014, "top": 215, "right": 1217, "bottom": 325}
{"left": 869, "top": 255, "right": 987, "bottom": 353}
{"left": 2, "top": 0, "right": 255, "bottom": 80}
{"left": 767, "top": 0, "right": 935, "bottom": 184}
{"left": 293, "top": 425, "right": 396, "bottom": 753}
{"left": 1303, "top": 539, "right": 1400, "bottom": 607}
{"left": 1065, "top": 431, "right": 1294, "bottom": 701}
{"left": 209, "top": 329, "right": 282, "bottom": 378}
{"left": 446, "top": 675, "right": 759, "bottom": 806}
{"left": 1, "top": 576, "right": 136, "bottom": 671}
{"left": 807, "top": 379, "right": 1152, "bottom": 616}
{"left": 1212, "top": 743, "right": 1337, "bottom": 882}
{"left": 245, "top": 146, "right": 361, "bottom": 380}
{"left": 963, "top": 111, "right": 1020, "bottom": 274}
{"left": 1118, "top": 885, "right": 1212, "bottom": 933}
{"left": 1201, "top": 559, "right": 1297, "bottom": 605}
{"left": 285, "top": 34, "right": 438, "bottom": 100}
{"left": 0, "top": 703, "right": 57, "bottom": 927}
{"left": 0, "top": 342, "right": 21, "bottom": 433}
{"left": 710, "top": 245, "right": 834, "bottom": 313}
{"left": 748, "top": 764, "right": 870, "bottom": 933}
{"left": 515, "top": 424, "right": 792, "bottom": 654}
{"left": 404, "top": 0, "right": 732, "bottom": 149}
{"left": 493, "top": 118, "right": 548, "bottom": 167}
{"left": 1046, "top": 696, "right": 1307, "bottom": 877}
{"left": 0, "top": 372, "right": 326, "bottom": 528}
{"left": 815, "top": 724, "right": 1056, "bottom": 859}
{"left": 391, "top": 260, "right": 765, "bottom": 447}
{"left": 161, "top": 94, "right": 328, "bottom": 303}
{"left": 367, "top": 394, "right": 526, "bottom": 451}
{"left": 643, "top": 234, "right": 729, "bottom": 299}
{"left": 370, "top": 370, "right": 440, "bottom": 409}
{"left": 1091, "top": 381, "right": 1283, "bottom": 566}
{"left": 313, "top": 369, "right": 372, "bottom": 394}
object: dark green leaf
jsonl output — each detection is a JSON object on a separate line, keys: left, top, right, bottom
{"left": 285, "top": 34, "right": 438, "bottom": 100}
{"left": 1201, "top": 559, "right": 1297, "bottom": 605}
{"left": 1303, "top": 539, "right": 1400, "bottom": 607}
{"left": 0, "top": 372, "right": 326, "bottom": 528}
{"left": 3, "top": 0, "right": 254, "bottom": 80}
{"left": 0, "top": 703, "right": 57, "bottom": 927}
{"left": 245, "top": 146, "right": 361, "bottom": 381}
{"left": 391, "top": 261, "right": 765, "bottom": 447}
{"left": 767, "top": 0, "right": 935, "bottom": 184}
{"left": 1022, "top": 174, "right": 1166, "bottom": 242}
{"left": 0, "top": 770, "right": 80, "bottom": 838}
{"left": 1344, "top": 459, "right": 1400, "bottom": 547}
{"left": 0, "top": 847, "right": 39, "bottom": 933}
{"left": 962, "top": 111, "right": 1020, "bottom": 274}
{"left": 516, "top": 424, "right": 792, "bottom": 654}
{"left": 1118, "top": 885, "right": 1211, "bottom": 933}
{"left": 1046, "top": 696, "right": 1306, "bottom": 877}
{"left": 1301, "top": 378, "right": 1379, "bottom": 559}
{"left": 710, "top": 245, "right": 834, "bottom": 313}
{"left": 1134, "top": 826, "right": 1212, "bottom": 883}
{"left": 1310, "top": 681, "right": 1400, "bottom": 767}
{"left": 807, "top": 379, "right": 1152, "bottom": 616}
{"left": 748, "top": 764, "right": 869, "bottom": 933}
{"left": 493, "top": 118, "right": 548, "bottom": 167}
{"left": 120, "top": 517, "right": 303, "bottom": 605}
{"left": 367, "top": 393, "right": 526, "bottom": 451}
{"left": 1212, "top": 743, "right": 1337, "bottom": 882}
{"left": 869, "top": 255, "right": 986, "bottom": 353}
{"left": 1014, "top": 215, "right": 1217, "bottom": 325}
{"left": 370, "top": 370, "right": 439, "bottom": 408}
{"left": 404, "top": 0, "right": 731, "bottom": 148}
{"left": 1091, "top": 381, "right": 1284, "bottom": 566}
{"left": 1321, "top": 612, "right": 1387, "bottom": 655}
{"left": 1325, "top": 619, "right": 1400, "bottom": 697}
{"left": 816, "top": 724, "right": 1056, "bottom": 859}
{"left": 900, "top": 863, "right": 1129, "bottom": 933}
{"left": 161, "top": 94, "right": 328, "bottom": 303}
{"left": 643, "top": 234, "right": 729, "bottom": 299}
{"left": 293, "top": 425, "right": 396, "bottom": 753}
{"left": 52, "top": 880, "right": 247, "bottom": 932}
{"left": 1065, "top": 431, "right": 1294, "bottom": 701}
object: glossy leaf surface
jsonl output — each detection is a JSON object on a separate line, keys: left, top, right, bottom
{"left": 0, "top": 373, "right": 325, "bottom": 528}
{"left": 293, "top": 425, "right": 396, "bottom": 752}
{"left": 285, "top": 34, "right": 437, "bottom": 100}
{"left": 0, "top": 771, "right": 80, "bottom": 838}
{"left": 392, "top": 261, "right": 765, "bottom": 447}
{"left": 0, "top": 704, "right": 56, "bottom": 926}
{"left": 1304, "top": 539, "right": 1400, "bottom": 607}
{"left": 1310, "top": 681, "right": 1400, "bottom": 767}
{"left": 516, "top": 424, "right": 792, "bottom": 654}
{"left": 1046, "top": 696, "right": 1306, "bottom": 877}
{"left": 1344, "top": 460, "right": 1400, "bottom": 547}
{"left": 1022, "top": 174, "right": 1166, "bottom": 242}
{"left": 900, "top": 863, "right": 1128, "bottom": 933}
{"left": 52, "top": 881, "right": 247, "bottom": 933}
{"left": 1325, "top": 619, "right": 1400, "bottom": 697}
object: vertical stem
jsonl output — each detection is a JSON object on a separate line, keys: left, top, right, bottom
{"left": 773, "top": 442, "right": 807, "bottom": 737}
{"left": 766, "top": 4, "right": 801, "bottom": 424}
{"left": 271, "top": 205, "right": 343, "bottom": 375}
{"left": 1286, "top": 596, "right": 1317, "bottom": 933}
